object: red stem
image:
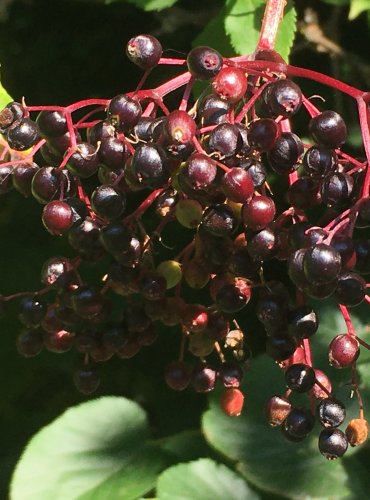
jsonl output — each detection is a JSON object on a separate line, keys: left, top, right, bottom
{"left": 257, "top": 0, "right": 286, "bottom": 51}
{"left": 339, "top": 304, "right": 356, "bottom": 336}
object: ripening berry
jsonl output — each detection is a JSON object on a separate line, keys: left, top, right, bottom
{"left": 212, "top": 67, "right": 247, "bottom": 104}
{"left": 219, "top": 388, "right": 244, "bottom": 416}
{"left": 157, "top": 260, "right": 182, "bottom": 289}
{"left": 328, "top": 334, "right": 359, "bottom": 368}
{"left": 265, "top": 395, "right": 292, "bottom": 426}
{"left": 126, "top": 34, "right": 162, "bottom": 69}
{"left": 345, "top": 418, "right": 369, "bottom": 447}
{"left": 42, "top": 201, "right": 74, "bottom": 235}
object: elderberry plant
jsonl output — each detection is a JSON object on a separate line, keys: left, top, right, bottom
{"left": 2, "top": 1, "right": 370, "bottom": 497}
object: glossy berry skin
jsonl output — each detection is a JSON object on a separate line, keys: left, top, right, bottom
{"left": 265, "top": 395, "right": 292, "bottom": 426}
{"left": 42, "top": 201, "right": 74, "bottom": 235}
{"left": 288, "top": 305, "right": 319, "bottom": 339}
{"left": 317, "top": 398, "right": 346, "bottom": 429}
{"left": 36, "top": 110, "right": 68, "bottom": 137}
{"left": 91, "top": 185, "right": 126, "bottom": 220}
{"left": 131, "top": 143, "right": 169, "bottom": 188}
{"left": 218, "top": 361, "right": 243, "bottom": 388}
{"left": 71, "top": 286, "right": 104, "bottom": 319}
{"left": 216, "top": 283, "right": 250, "bottom": 313}
{"left": 107, "top": 94, "right": 142, "bottom": 132}
{"left": 328, "top": 334, "right": 359, "bottom": 368}
{"left": 309, "top": 111, "right": 347, "bottom": 148}
{"left": 32, "top": 167, "right": 71, "bottom": 204}
{"left": 248, "top": 118, "right": 279, "bottom": 152}
{"left": 208, "top": 123, "right": 242, "bottom": 157}
{"left": 182, "top": 153, "right": 217, "bottom": 191}
{"left": 321, "top": 173, "right": 354, "bottom": 206}
{"left": 19, "top": 297, "right": 46, "bottom": 327}
{"left": 247, "top": 227, "right": 279, "bottom": 261}
{"left": 335, "top": 271, "right": 366, "bottom": 307}
{"left": 302, "top": 145, "right": 337, "bottom": 178}
{"left": 164, "top": 361, "right": 191, "bottom": 391}
{"left": 191, "top": 364, "right": 217, "bottom": 392}
{"left": 67, "top": 143, "right": 99, "bottom": 178}
{"left": 267, "top": 132, "right": 303, "bottom": 175}
{"left": 7, "top": 118, "right": 40, "bottom": 151}
{"left": 242, "top": 196, "right": 276, "bottom": 231}
{"left": 187, "top": 46, "right": 223, "bottom": 80}
{"left": 12, "top": 161, "right": 39, "bottom": 197}
{"left": 266, "top": 79, "right": 302, "bottom": 117}
{"left": 285, "top": 363, "right": 316, "bottom": 393}
{"left": 0, "top": 164, "right": 14, "bottom": 194}
{"left": 266, "top": 332, "right": 297, "bottom": 362}
{"left": 126, "top": 34, "right": 162, "bottom": 69}
{"left": 282, "top": 408, "right": 315, "bottom": 441}
{"left": 198, "top": 94, "right": 230, "bottom": 126}
{"left": 40, "top": 256, "right": 75, "bottom": 287}
{"left": 98, "top": 136, "right": 128, "bottom": 171}
{"left": 201, "top": 204, "right": 236, "bottom": 238}
{"left": 303, "top": 243, "right": 342, "bottom": 285}
{"left": 287, "top": 177, "right": 320, "bottom": 210}
{"left": 222, "top": 167, "right": 254, "bottom": 203}
{"left": 220, "top": 388, "right": 244, "bottom": 416}
{"left": 164, "top": 110, "right": 196, "bottom": 144}
{"left": 318, "top": 428, "right": 348, "bottom": 460}
{"left": 212, "top": 67, "right": 247, "bottom": 103}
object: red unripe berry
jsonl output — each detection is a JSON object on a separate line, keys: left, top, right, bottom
{"left": 219, "top": 388, "right": 244, "bottom": 416}
{"left": 212, "top": 67, "right": 247, "bottom": 104}
{"left": 222, "top": 168, "right": 254, "bottom": 203}
{"left": 42, "top": 200, "right": 73, "bottom": 235}
{"left": 328, "top": 334, "right": 359, "bottom": 368}
{"left": 242, "top": 196, "right": 276, "bottom": 230}
{"left": 44, "top": 329, "right": 74, "bottom": 353}
{"left": 182, "top": 304, "right": 208, "bottom": 333}
{"left": 164, "top": 110, "right": 196, "bottom": 144}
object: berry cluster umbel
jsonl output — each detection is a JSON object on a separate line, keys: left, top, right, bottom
{"left": 0, "top": 33, "right": 370, "bottom": 460}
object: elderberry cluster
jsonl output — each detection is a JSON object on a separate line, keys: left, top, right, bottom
{"left": 0, "top": 35, "right": 369, "bottom": 459}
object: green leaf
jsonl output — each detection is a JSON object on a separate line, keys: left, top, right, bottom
{"left": 0, "top": 77, "right": 12, "bottom": 109}
{"left": 158, "top": 429, "right": 220, "bottom": 462}
{"left": 193, "top": 5, "right": 235, "bottom": 57}
{"left": 349, "top": 0, "right": 370, "bottom": 19}
{"left": 123, "top": 0, "right": 178, "bottom": 11}
{"left": 224, "top": 0, "right": 297, "bottom": 61}
{"left": 156, "top": 458, "right": 259, "bottom": 500}
{"left": 10, "top": 396, "right": 171, "bottom": 500}
{"left": 321, "top": 0, "right": 349, "bottom": 5}
{"left": 202, "top": 302, "right": 370, "bottom": 500}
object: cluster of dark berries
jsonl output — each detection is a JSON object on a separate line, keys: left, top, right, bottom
{"left": 0, "top": 34, "right": 369, "bottom": 459}
{"left": 266, "top": 361, "right": 368, "bottom": 460}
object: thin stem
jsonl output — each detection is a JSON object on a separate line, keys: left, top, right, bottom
{"left": 339, "top": 304, "right": 356, "bottom": 336}
{"left": 357, "top": 98, "right": 370, "bottom": 197}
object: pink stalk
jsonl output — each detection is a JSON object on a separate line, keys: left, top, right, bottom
{"left": 257, "top": 0, "right": 287, "bottom": 51}
{"left": 339, "top": 304, "right": 356, "bottom": 336}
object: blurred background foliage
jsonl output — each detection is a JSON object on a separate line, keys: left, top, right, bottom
{"left": 0, "top": 0, "right": 370, "bottom": 498}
